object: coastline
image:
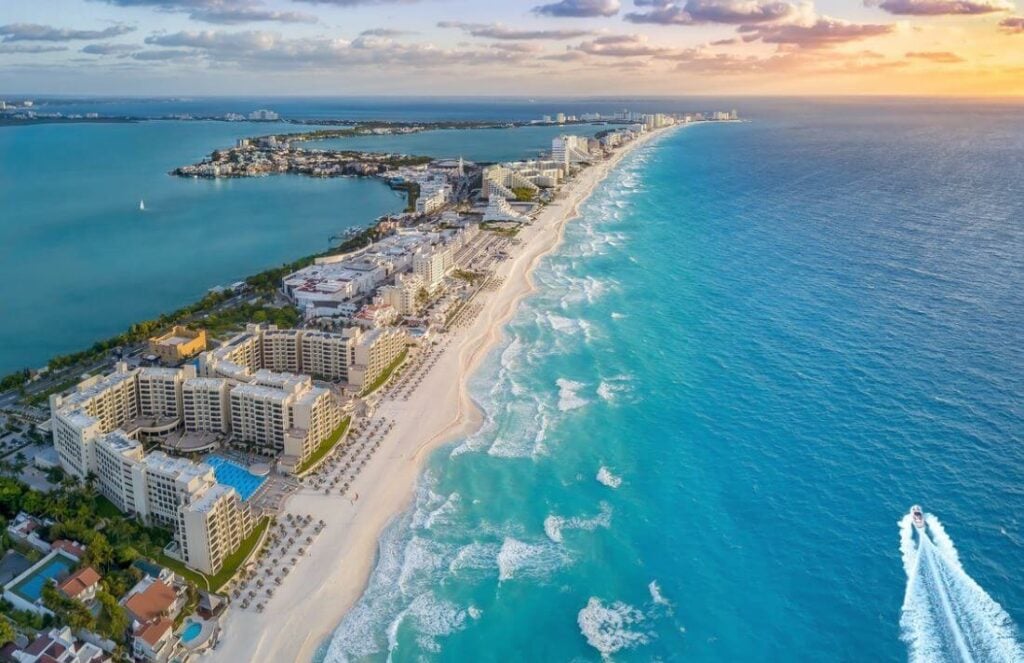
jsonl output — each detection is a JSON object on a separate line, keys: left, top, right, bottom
{"left": 204, "top": 124, "right": 677, "bottom": 663}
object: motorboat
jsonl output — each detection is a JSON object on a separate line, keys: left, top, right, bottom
{"left": 911, "top": 505, "right": 925, "bottom": 530}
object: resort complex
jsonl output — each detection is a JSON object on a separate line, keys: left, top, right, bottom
{"left": 0, "top": 107, "right": 739, "bottom": 662}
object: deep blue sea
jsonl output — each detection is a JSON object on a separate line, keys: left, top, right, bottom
{"left": 318, "top": 102, "right": 1024, "bottom": 662}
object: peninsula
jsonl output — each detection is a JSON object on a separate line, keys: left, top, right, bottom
{"left": 0, "top": 109, "right": 737, "bottom": 663}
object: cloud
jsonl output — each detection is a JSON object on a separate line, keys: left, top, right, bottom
{"left": 90, "top": 1, "right": 318, "bottom": 24}
{"left": 188, "top": 7, "right": 318, "bottom": 24}
{"left": 438, "top": 21, "right": 592, "bottom": 39}
{"left": 575, "top": 33, "right": 671, "bottom": 56}
{"left": 905, "top": 50, "right": 964, "bottom": 62}
{"left": 81, "top": 42, "right": 139, "bottom": 54}
{"left": 359, "top": 28, "right": 414, "bottom": 37}
{"left": 131, "top": 48, "right": 200, "bottom": 60}
{"left": 864, "top": 0, "right": 1013, "bottom": 15}
{"left": 626, "top": 0, "right": 796, "bottom": 25}
{"left": 141, "top": 29, "right": 538, "bottom": 69}
{"left": 0, "top": 23, "right": 135, "bottom": 42}
{"left": 999, "top": 15, "right": 1024, "bottom": 31}
{"left": 738, "top": 16, "right": 894, "bottom": 48}
{"left": 533, "top": 0, "right": 621, "bottom": 18}
{"left": 0, "top": 43, "right": 70, "bottom": 53}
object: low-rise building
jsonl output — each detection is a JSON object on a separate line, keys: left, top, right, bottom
{"left": 148, "top": 326, "right": 207, "bottom": 364}
{"left": 56, "top": 566, "right": 101, "bottom": 603}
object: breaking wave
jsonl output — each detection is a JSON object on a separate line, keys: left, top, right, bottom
{"left": 543, "top": 501, "right": 613, "bottom": 543}
{"left": 577, "top": 597, "right": 651, "bottom": 658}
{"left": 596, "top": 466, "right": 622, "bottom": 489}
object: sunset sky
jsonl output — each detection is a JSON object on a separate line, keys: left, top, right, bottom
{"left": 1, "top": 0, "right": 1022, "bottom": 96}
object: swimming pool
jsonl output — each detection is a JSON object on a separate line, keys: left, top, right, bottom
{"left": 181, "top": 621, "right": 202, "bottom": 643}
{"left": 11, "top": 553, "right": 73, "bottom": 602}
{"left": 204, "top": 457, "right": 266, "bottom": 501}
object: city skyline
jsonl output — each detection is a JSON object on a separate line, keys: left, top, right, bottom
{"left": 2, "top": 0, "right": 1023, "bottom": 97}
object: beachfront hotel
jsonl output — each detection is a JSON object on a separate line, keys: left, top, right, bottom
{"left": 199, "top": 323, "right": 407, "bottom": 390}
{"left": 93, "top": 431, "right": 253, "bottom": 576}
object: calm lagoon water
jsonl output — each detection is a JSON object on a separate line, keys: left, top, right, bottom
{"left": 2, "top": 117, "right": 603, "bottom": 374}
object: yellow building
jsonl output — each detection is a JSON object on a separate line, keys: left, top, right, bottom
{"left": 148, "top": 326, "right": 207, "bottom": 364}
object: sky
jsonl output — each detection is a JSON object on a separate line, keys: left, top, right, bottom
{"left": 1, "top": 0, "right": 1022, "bottom": 96}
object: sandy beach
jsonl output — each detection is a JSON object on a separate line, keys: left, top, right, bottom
{"left": 205, "top": 125, "right": 671, "bottom": 663}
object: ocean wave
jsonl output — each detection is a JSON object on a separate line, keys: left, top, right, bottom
{"left": 557, "top": 378, "right": 590, "bottom": 412}
{"left": 577, "top": 597, "right": 651, "bottom": 658}
{"left": 448, "top": 541, "right": 501, "bottom": 575}
{"left": 407, "top": 592, "right": 468, "bottom": 653}
{"left": 596, "top": 467, "right": 623, "bottom": 489}
{"left": 544, "top": 502, "right": 613, "bottom": 543}
{"left": 496, "top": 537, "right": 569, "bottom": 582}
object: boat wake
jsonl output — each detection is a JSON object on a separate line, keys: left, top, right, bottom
{"left": 899, "top": 510, "right": 1024, "bottom": 663}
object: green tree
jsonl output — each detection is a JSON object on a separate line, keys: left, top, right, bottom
{"left": 0, "top": 617, "right": 15, "bottom": 647}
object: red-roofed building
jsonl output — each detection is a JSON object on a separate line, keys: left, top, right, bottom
{"left": 56, "top": 566, "right": 101, "bottom": 603}
{"left": 120, "top": 576, "right": 184, "bottom": 625}
{"left": 132, "top": 618, "right": 175, "bottom": 662}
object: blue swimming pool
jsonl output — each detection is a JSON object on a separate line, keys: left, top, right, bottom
{"left": 204, "top": 457, "right": 266, "bottom": 501}
{"left": 181, "top": 621, "right": 202, "bottom": 643}
{"left": 12, "top": 553, "right": 73, "bottom": 602}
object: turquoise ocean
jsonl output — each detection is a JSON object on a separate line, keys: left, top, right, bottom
{"left": 318, "top": 103, "right": 1024, "bottom": 662}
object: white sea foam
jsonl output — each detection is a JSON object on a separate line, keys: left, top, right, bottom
{"left": 597, "top": 375, "right": 634, "bottom": 404}
{"left": 422, "top": 492, "right": 461, "bottom": 530}
{"left": 396, "top": 536, "right": 450, "bottom": 595}
{"left": 648, "top": 580, "right": 670, "bottom": 606}
{"left": 407, "top": 592, "right": 467, "bottom": 653}
{"left": 467, "top": 605, "right": 483, "bottom": 620}
{"left": 544, "top": 502, "right": 613, "bottom": 543}
{"left": 557, "top": 378, "right": 589, "bottom": 412}
{"left": 577, "top": 597, "right": 651, "bottom": 658}
{"left": 496, "top": 537, "right": 569, "bottom": 582}
{"left": 899, "top": 511, "right": 1024, "bottom": 663}
{"left": 448, "top": 541, "right": 500, "bottom": 575}
{"left": 596, "top": 467, "right": 623, "bottom": 489}
{"left": 611, "top": 311, "right": 626, "bottom": 320}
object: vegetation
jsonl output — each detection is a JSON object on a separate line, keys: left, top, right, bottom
{"left": 360, "top": 349, "right": 409, "bottom": 398}
{"left": 0, "top": 617, "right": 15, "bottom": 646}
{"left": 452, "top": 269, "right": 484, "bottom": 286}
{"left": 391, "top": 181, "right": 420, "bottom": 213}
{"left": 0, "top": 475, "right": 170, "bottom": 644}
{"left": 294, "top": 418, "right": 352, "bottom": 475}
{"left": 203, "top": 303, "right": 300, "bottom": 336}
{"left": 480, "top": 223, "right": 521, "bottom": 238}
{"left": 157, "top": 518, "right": 269, "bottom": 592}
{"left": 511, "top": 187, "right": 536, "bottom": 202}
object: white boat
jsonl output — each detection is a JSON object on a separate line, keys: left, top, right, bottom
{"left": 139, "top": 199, "right": 145, "bottom": 212}
{"left": 911, "top": 505, "right": 925, "bottom": 530}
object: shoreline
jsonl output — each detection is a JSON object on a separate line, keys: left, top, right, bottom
{"left": 204, "top": 124, "right": 678, "bottom": 663}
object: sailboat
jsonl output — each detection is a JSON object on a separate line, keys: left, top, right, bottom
{"left": 139, "top": 199, "right": 145, "bottom": 212}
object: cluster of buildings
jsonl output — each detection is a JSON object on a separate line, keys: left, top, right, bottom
{"left": 172, "top": 142, "right": 413, "bottom": 179}
{"left": 538, "top": 108, "right": 738, "bottom": 125}
{"left": 2, "top": 518, "right": 214, "bottom": 662}
{"left": 247, "top": 109, "right": 279, "bottom": 121}
{"left": 47, "top": 366, "right": 256, "bottom": 576}
{"left": 282, "top": 223, "right": 476, "bottom": 321}
{"left": 478, "top": 126, "right": 644, "bottom": 223}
